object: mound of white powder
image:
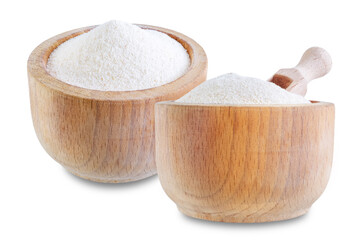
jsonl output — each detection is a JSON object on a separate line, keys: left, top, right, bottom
{"left": 47, "top": 20, "right": 190, "bottom": 91}
{"left": 176, "top": 73, "right": 310, "bottom": 104}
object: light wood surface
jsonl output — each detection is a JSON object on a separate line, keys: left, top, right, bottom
{"left": 155, "top": 101, "right": 334, "bottom": 222}
{"left": 270, "top": 47, "right": 332, "bottom": 96}
{"left": 28, "top": 25, "right": 207, "bottom": 183}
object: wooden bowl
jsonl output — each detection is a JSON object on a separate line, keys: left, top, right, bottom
{"left": 155, "top": 101, "right": 334, "bottom": 222}
{"left": 28, "top": 25, "right": 207, "bottom": 183}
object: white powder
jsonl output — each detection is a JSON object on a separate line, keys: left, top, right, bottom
{"left": 176, "top": 73, "right": 310, "bottom": 105}
{"left": 47, "top": 20, "right": 190, "bottom": 91}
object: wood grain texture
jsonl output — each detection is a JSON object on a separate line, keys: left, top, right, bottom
{"left": 28, "top": 25, "right": 207, "bottom": 183}
{"left": 155, "top": 101, "right": 334, "bottom": 222}
{"left": 270, "top": 47, "right": 332, "bottom": 96}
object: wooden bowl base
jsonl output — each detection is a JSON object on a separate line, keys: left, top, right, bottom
{"left": 65, "top": 168, "right": 157, "bottom": 183}
{"left": 178, "top": 206, "right": 310, "bottom": 223}
{"left": 156, "top": 101, "right": 334, "bottom": 223}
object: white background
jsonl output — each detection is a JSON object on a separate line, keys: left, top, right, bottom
{"left": 1, "top": 0, "right": 358, "bottom": 239}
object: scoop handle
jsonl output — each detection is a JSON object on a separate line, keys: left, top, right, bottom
{"left": 270, "top": 47, "right": 332, "bottom": 96}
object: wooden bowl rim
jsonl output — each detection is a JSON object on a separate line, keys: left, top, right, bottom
{"left": 27, "top": 24, "right": 208, "bottom": 101}
{"left": 156, "top": 100, "right": 334, "bottom": 108}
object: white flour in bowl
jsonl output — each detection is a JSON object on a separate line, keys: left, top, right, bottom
{"left": 176, "top": 73, "right": 310, "bottom": 104}
{"left": 47, "top": 20, "right": 190, "bottom": 91}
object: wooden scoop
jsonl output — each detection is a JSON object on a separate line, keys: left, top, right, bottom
{"left": 269, "top": 47, "right": 332, "bottom": 96}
